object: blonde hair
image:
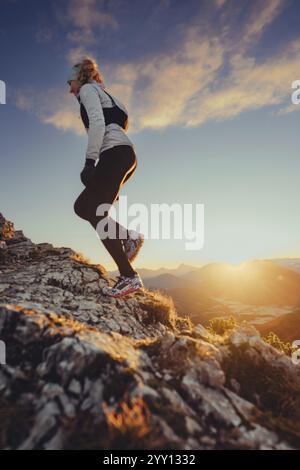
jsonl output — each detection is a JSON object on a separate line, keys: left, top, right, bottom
{"left": 74, "top": 57, "right": 106, "bottom": 89}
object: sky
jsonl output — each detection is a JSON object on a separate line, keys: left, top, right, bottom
{"left": 0, "top": 0, "right": 300, "bottom": 271}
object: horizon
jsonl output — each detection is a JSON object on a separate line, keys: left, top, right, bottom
{"left": 110, "top": 256, "right": 300, "bottom": 273}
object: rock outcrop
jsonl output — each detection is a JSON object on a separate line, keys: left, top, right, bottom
{"left": 0, "top": 212, "right": 300, "bottom": 450}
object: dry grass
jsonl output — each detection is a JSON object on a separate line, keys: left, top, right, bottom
{"left": 208, "top": 316, "right": 238, "bottom": 336}
{"left": 263, "top": 332, "right": 295, "bottom": 357}
{"left": 70, "top": 251, "right": 92, "bottom": 265}
{"left": 62, "top": 396, "right": 167, "bottom": 450}
{"left": 138, "top": 289, "right": 191, "bottom": 331}
{"left": 102, "top": 395, "right": 174, "bottom": 449}
{"left": 70, "top": 251, "right": 109, "bottom": 278}
{"left": 103, "top": 396, "right": 151, "bottom": 441}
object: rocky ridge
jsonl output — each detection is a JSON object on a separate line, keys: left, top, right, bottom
{"left": 0, "top": 212, "right": 300, "bottom": 450}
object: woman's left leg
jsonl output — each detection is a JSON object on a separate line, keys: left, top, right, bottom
{"left": 74, "top": 145, "right": 138, "bottom": 277}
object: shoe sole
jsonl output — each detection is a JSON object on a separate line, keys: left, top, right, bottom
{"left": 103, "top": 285, "right": 144, "bottom": 298}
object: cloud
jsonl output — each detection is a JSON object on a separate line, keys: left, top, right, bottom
{"left": 214, "top": 0, "right": 227, "bottom": 8}
{"left": 243, "top": 0, "right": 286, "bottom": 43}
{"left": 67, "top": 0, "right": 118, "bottom": 32}
{"left": 50, "top": 0, "right": 120, "bottom": 67}
{"left": 187, "top": 40, "right": 300, "bottom": 126}
{"left": 14, "top": 93, "right": 32, "bottom": 112}
{"left": 276, "top": 103, "right": 300, "bottom": 115}
{"left": 42, "top": 109, "right": 85, "bottom": 135}
{"left": 129, "top": 34, "right": 225, "bottom": 130}
{"left": 13, "top": 86, "right": 84, "bottom": 136}
{"left": 34, "top": 0, "right": 116, "bottom": 55}
{"left": 123, "top": 0, "right": 296, "bottom": 131}
{"left": 66, "top": 46, "right": 92, "bottom": 65}
{"left": 16, "top": 0, "right": 299, "bottom": 136}
{"left": 56, "top": 0, "right": 118, "bottom": 46}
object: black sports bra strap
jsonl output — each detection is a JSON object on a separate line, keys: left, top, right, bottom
{"left": 85, "top": 83, "right": 129, "bottom": 131}
{"left": 102, "top": 89, "right": 117, "bottom": 107}
{"left": 89, "top": 82, "right": 116, "bottom": 107}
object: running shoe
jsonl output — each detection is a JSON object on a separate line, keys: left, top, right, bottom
{"left": 122, "top": 229, "right": 144, "bottom": 262}
{"left": 102, "top": 272, "right": 144, "bottom": 297}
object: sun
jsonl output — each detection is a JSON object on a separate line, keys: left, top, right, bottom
{"left": 228, "top": 262, "right": 248, "bottom": 272}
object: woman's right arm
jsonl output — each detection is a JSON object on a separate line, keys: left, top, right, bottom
{"left": 79, "top": 83, "right": 105, "bottom": 162}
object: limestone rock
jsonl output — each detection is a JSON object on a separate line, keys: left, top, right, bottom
{"left": 0, "top": 212, "right": 299, "bottom": 450}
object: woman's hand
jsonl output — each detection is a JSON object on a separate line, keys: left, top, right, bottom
{"left": 80, "top": 158, "right": 96, "bottom": 187}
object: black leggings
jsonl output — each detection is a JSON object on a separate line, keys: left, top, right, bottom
{"left": 74, "top": 145, "right": 138, "bottom": 277}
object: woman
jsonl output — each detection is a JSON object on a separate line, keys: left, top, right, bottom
{"left": 68, "top": 58, "right": 144, "bottom": 297}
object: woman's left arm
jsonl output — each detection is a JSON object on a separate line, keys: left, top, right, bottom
{"left": 79, "top": 83, "right": 105, "bottom": 163}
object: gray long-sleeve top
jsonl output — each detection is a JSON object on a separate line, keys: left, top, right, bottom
{"left": 77, "top": 80, "right": 135, "bottom": 161}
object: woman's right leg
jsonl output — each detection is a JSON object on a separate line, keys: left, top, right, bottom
{"left": 74, "top": 186, "right": 136, "bottom": 277}
{"left": 112, "top": 159, "right": 137, "bottom": 238}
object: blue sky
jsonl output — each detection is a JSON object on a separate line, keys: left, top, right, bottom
{"left": 0, "top": 0, "right": 300, "bottom": 270}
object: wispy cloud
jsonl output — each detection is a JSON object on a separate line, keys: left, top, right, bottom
{"left": 55, "top": 0, "right": 118, "bottom": 63}
{"left": 277, "top": 102, "right": 300, "bottom": 115}
{"left": 66, "top": 46, "right": 92, "bottom": 65}
{"left": 15, "top": 94, "right": 32, "bottom": 112}
{"left": 184, "top": 39, "right": 300, "bottom": 127}
{"left": 34, "top": 0, "right": 117, "bottom": 61}
{"left": 17, "top": 0, "right": 299, "bottom": 135}
{"left": 13, "top": 86, "right": 85, "bottom": 136}
{"left": 42, "top": 108, "right": 85, "bottom": 135}
{"left": 66, "top": 0, "right": 118, "bottom": 36}
{"left": 243, "top": 0, "right": 286, "bottom": 43}
{"left": 214, "top": 0, "right": 228, "bottom": 8}
{"left": 129, "top": 33, "right": 225, "bottom": 130}
{"left": 125, "top": 0, "right": 295, "bottom": 130}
